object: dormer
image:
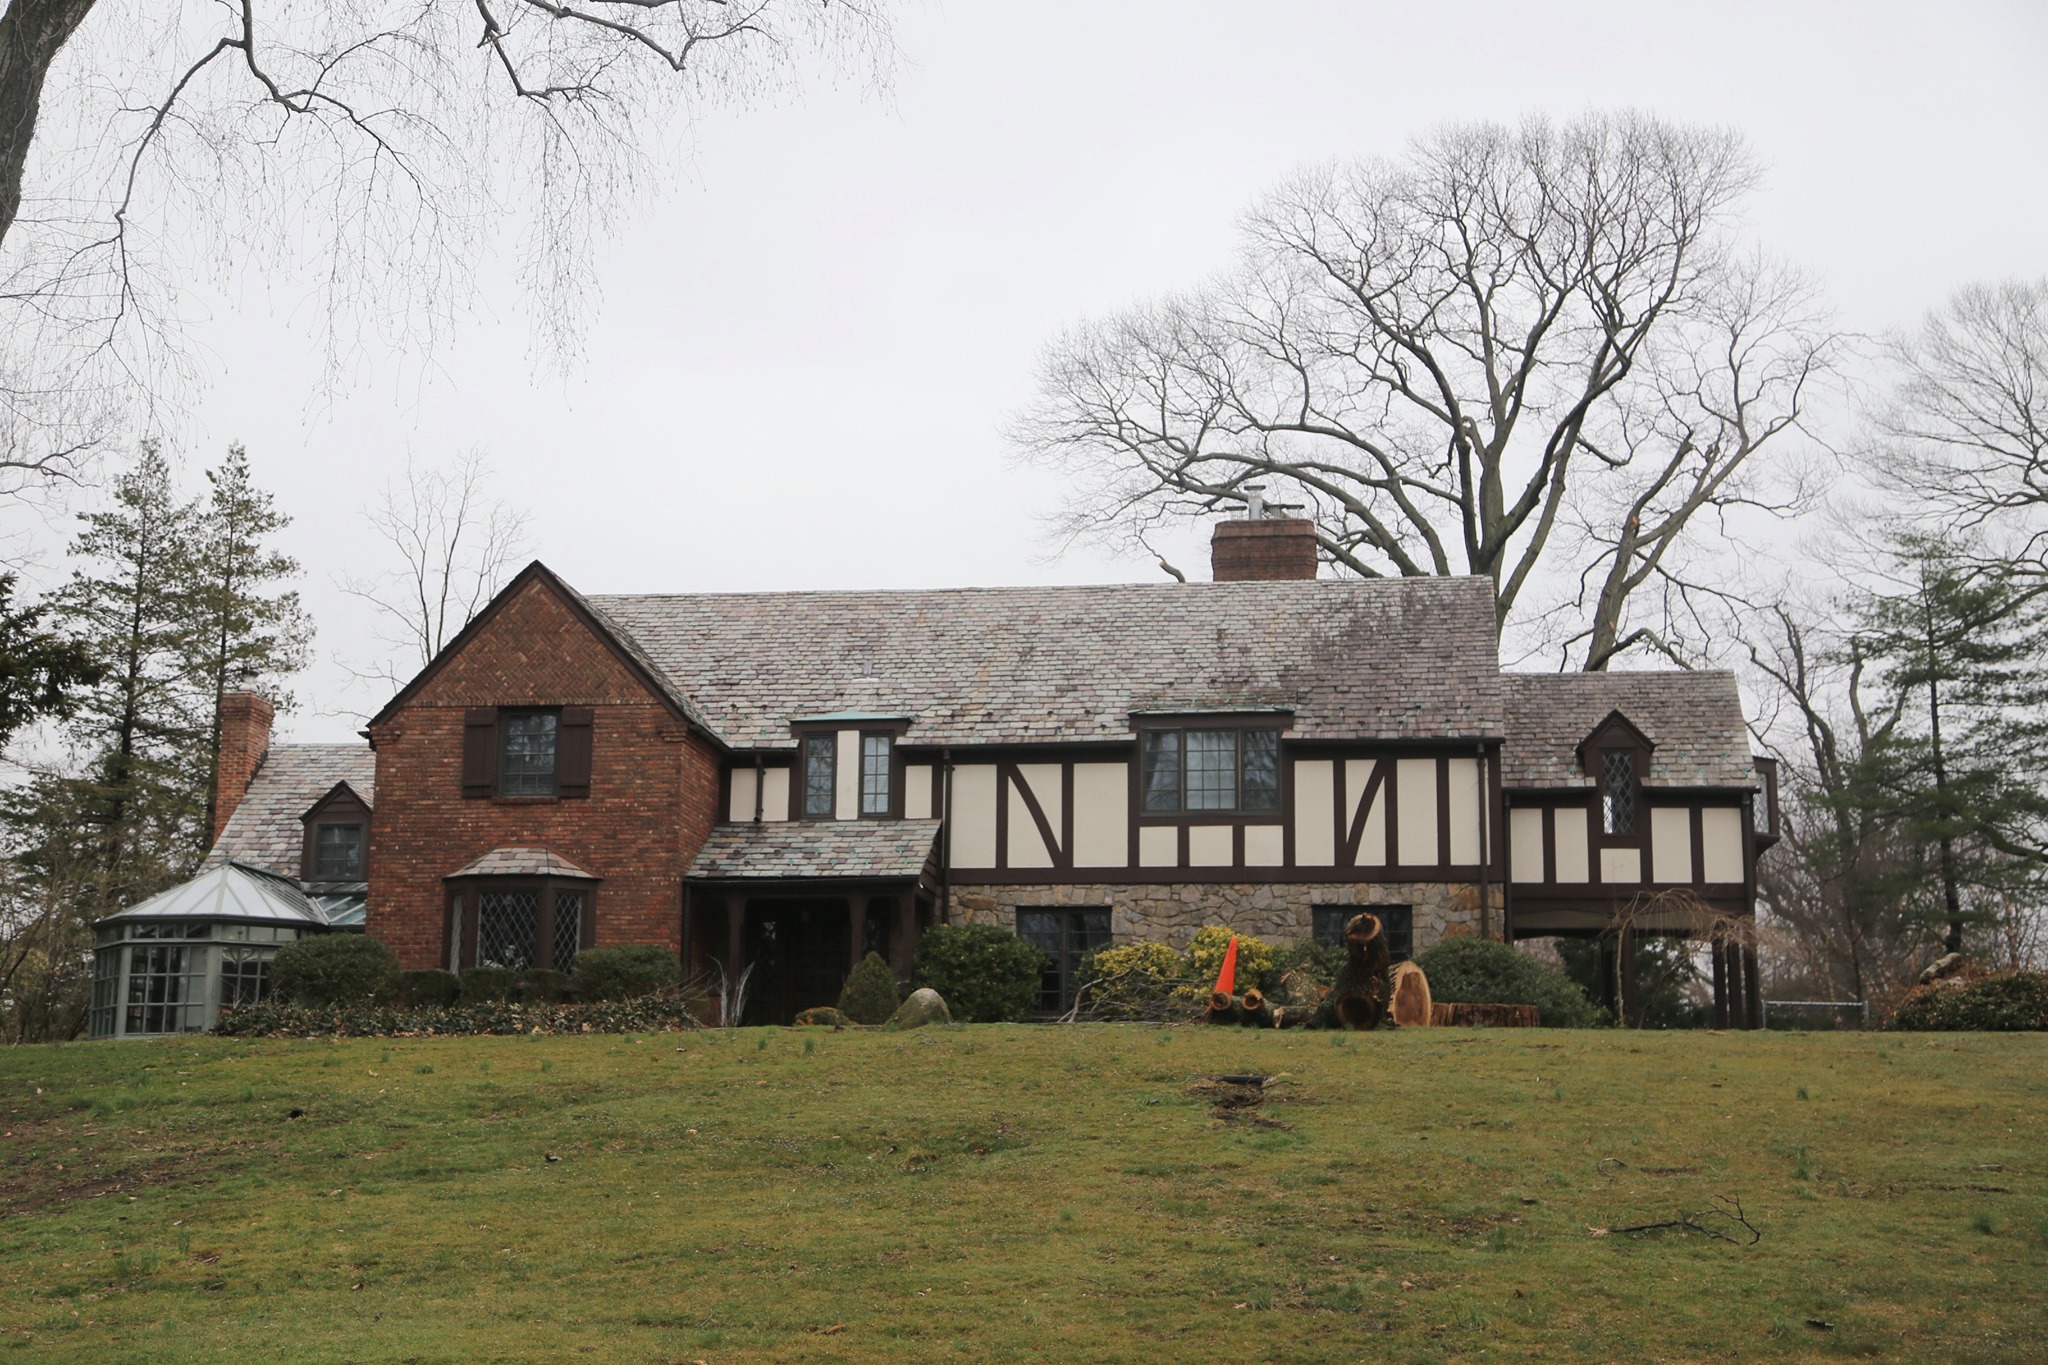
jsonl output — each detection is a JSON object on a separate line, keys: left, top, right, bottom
{"left": 300, "top": 780, "right": 372, "bottom": 883}
{"left": 1575, "top": 710, "right": 1654, "bottom": 845}
{"left": 788, "top": 712, "right": 914, "bottom": 820}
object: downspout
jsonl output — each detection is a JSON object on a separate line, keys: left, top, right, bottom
{"left": 940, "top": 746, "right": 954, "bottom": 924}
{"left": 1476, "top": 742, "right": 1492, "bottom": 941}
{"left": 752, "top": 754, "right": 764, "bottom": 823}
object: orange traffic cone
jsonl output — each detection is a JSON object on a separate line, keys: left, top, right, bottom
{"left": 1214, "top": 935, "right": 1240, "bottom": 998}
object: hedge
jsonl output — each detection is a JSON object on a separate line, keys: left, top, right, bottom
{"left": 571, "top": 945, "right": 683, "bottom": 1002}
{"left": 1411, "top": 936, "right": 1602, "bottom": 1028}
{"left": 1886, "top": 972, "right": 2048, "bottom": 1031}
{"left": 216, "top": 996, "right": 706, "bottom": 1038}
{"left": 270, "top": 934, "right": 399, "bottom": 1006}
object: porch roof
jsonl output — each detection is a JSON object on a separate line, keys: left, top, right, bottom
{"left": 446, "top": 846, "right": 600, "bottom": 880}
{"left": 686, "top": 820, "right": 942, "bottom": 882}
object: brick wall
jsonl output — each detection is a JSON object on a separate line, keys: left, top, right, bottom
{"left": 214, "top": 691, "right": 275, "bottom": 845}
{"left": 365, "top": 576, "right": 723, "bottom": 969}
{"left": 1210, "top": 518, "right": 1318, "bottom": 582}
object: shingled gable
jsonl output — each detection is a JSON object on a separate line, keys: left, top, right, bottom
{"left": 1501, "top": 671, "right": 1756, "bottom": 790}
{"left": 587, "top": 576, "right": 1505, "bottom": 747}
{"left": 364, "top": 560, "right": 719, "bottom": 743}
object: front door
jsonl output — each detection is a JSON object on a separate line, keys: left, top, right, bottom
{"left": 742, "top": 899, "right": 850, "bottom": 1025}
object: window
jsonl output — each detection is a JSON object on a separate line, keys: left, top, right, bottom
{"left": 1016, "top": 907, "right": 1111, "bottom": 1013}
{"left": 1140, "top": 728, "right": 1280, "bottom": 814}
{"left": 860, "top": 734, "right": 892, "bottom": 816}
{"left": 802, "top": 733, "right": 836, "bottom": 818}
{"left": 477, "top": 890, "right": 541, "bottom": 970}
{"left": 1601, "top": 750, "right": 1635, "bottom": 835}
{"left": 1312, "top": 905, "right": 1413, "bottom": 963}
{"left": 313, "top": 823, "right": 365, "bottom": 878}
{"left": 123, "top": 944, "right": 203, "bottom": 1034}
{"left": 499, "top": 710, "right": 559, "bottom": 796}
{"left": 219, "top": 948, "right": 271, "bottom": 1007}
{"left": 453, "top": 880, "right": 592, "bottom": 973}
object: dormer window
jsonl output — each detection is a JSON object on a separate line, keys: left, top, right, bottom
{"left": 1600, "top": 750, "right": 1635, "bottom": 835}
{"left": 801, "top": 733, "right": 836, "bottom": 818}
{"left": 860, "top": 734, "right": 893, "bottom": 816}
{"left": 314, "top": 823, "right": 365, "bottom": 878}
{"left": 1140, "top": 727, "right": 1281, "bottom": 814}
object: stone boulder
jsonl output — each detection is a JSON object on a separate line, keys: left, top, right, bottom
{"left": 888, "top": 987, "right": 951, "bottom": 1030}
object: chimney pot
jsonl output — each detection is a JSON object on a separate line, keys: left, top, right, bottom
{"left": 214, "top": 691, "right": 275, "bottom": 847}
{"left": 1210, "top": 517, "right": 1318, "bottom": 582}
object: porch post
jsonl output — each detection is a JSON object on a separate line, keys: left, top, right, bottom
{"left": 725, "top": 893, "right": 746, "bottom": 982}
{"left": 896, "top": 894, "right": 917, "bottom": 978}
{"left": 1711, "top": 929, "right": 1728, "bottom": 1029}
{"left": 1742, "top": 940, "right": 1762, "bottom": 1030}
{"left": 848, "top": 895, "right": 870, "bottom": 973}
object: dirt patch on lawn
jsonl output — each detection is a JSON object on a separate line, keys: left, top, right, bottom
{"left": 1189, "top": 1077, "right": 1296, "bottom": 1130}
{"left": 0, "top": 1116, "right": 222, "bottom": 1217}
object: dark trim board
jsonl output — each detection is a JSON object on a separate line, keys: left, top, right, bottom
{"left": 949, "top": 865, "right": 1497, "bottom": 887}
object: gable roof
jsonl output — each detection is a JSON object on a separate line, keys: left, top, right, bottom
{"left": 1501, "top": 671, "right": 1755, "bottom": 789}
{"left": 589, "top": 577, "right": 1504, "bottom": 747}
{"left": 209, "top": 744, "right": 377, "bottom": 875}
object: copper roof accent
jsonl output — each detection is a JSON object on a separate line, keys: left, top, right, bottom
{"left": 686, "top": 820, "right": 942, "bottom": 882}
{"left": 1501, "top": 671, "right": 1755, "bottom": 789}
{"left": 207, "top": 744, "right": 375, "bottom": 875}
{"left": 590, "top": 577, "right": 1505, "bottom": 748}
{"left": 445, "top": 846, "right": 600, "bottom": 880}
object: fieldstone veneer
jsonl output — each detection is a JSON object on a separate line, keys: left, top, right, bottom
{"left": 950, "top": 881, "right": 1486, "bottom": 950}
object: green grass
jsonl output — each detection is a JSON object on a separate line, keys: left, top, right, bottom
{"left": 2, "top": 1027, "right": 2044, "bottom": 1362}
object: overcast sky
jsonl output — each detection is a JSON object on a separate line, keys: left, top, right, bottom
{"left": 36, "top": 0, "right": 2048, "bottom": 742}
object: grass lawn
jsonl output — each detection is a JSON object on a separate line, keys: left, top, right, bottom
{"left": 2, "top": 1025, "right": 2045, "bottom": 1363}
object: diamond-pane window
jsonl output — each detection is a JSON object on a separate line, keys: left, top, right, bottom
{"left": 802, "top": 734, "right": 836, "bottom": 817}
{"left": 478, "top": 892, "right": 539, "bottom": 970}
{"left": 1602, "top": 751, "right": 1636, "bottom": 835}
{"left": 552, "top": 893, "right": 583, "bottom": 971}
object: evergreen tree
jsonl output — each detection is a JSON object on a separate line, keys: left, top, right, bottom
{"left": 186, "top": 445, "right": 313, "bottom": 849}
{"left": 0, "top": 574, "right": 101, "bottom": 748}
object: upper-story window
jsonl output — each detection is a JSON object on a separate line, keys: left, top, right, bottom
{"left": 499, "top": 710, "right": 559, "bottom": 796}
{"left": 1140, "top": 728, "right": 1281, "bottom": 814}
{"left": 313, "top": 823, "right": 365, "bottom": 878}
{"left": 801, "top": 733, "right": 836, "bottom": 818}
{"left": 860, "top": 734, "right": 892, "bottom": 816}
{"left": 1600, "top": 750, "right": 1636, "bottom": 835}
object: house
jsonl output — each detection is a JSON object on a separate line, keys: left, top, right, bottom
{"left": 92, "top": 515, "right": 1777, "bottom": 1036}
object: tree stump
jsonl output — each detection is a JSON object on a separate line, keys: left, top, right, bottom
{"left": 1429, "top": 1002, "right": 1540, "bottom": 1027}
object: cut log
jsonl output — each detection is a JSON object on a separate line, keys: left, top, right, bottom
{"left": 1239, "top": 990, "right": 1274, "bottom": 1028}
{"left": 1390, "top": 962, "right": 1433, "bottom": 1027}
{"left": 1205, "top": 992, "right": 1241, "bottom": 1025}
{"left": 1429, "top": 1001, "right": 1540, "bottom": 1028}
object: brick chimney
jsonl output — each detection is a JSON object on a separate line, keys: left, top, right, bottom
{"left": 214, "top": 691, "right": 275, "bottom": 845}
{"left": 1211, "top": 517, "right": 1318, "bottom": 581}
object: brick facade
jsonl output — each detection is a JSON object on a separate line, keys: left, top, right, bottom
{"left": 365, "top": 576, "right": 722, "bottom": 969}
{"left": 1209, "top": 518, "right": 1318, "bottom": 582}
{"left": 214, "top": 691, "right": 275, "bottom": 845}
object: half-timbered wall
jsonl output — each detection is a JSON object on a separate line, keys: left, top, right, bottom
{"left": 1505, "top": 796, "right": 1746, "bottom": 891}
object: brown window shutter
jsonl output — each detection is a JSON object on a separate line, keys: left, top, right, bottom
{"left": 557, "top": 707, "right": 594, "bottom": 798}
{"left": 462, "top": 708, "right": 498, "bottom": 797}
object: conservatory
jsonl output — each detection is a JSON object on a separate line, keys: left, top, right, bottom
{"left": 89, "top": 861, "right": 352, "bottom": 1039}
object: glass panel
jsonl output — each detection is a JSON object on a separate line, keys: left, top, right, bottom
{"left": 90, "top": 947, "right": 121, "bottom": 1038}
{"left": 552, "top": 892, "right": 583, "bottom": 972}
{"left": 1016, "top": 910, "right": 1064, "bottom": 1013}
{"left": 124, "top": 944, "right": 188, "bottom": 1035}
{"left": 1184, "top": 730, "right": 1237, "bottom": 810}
{"left": 478, "top": 892, "right": 540, "bottom": 970}
{"left": 802, "top": 734, "right": 836, "bottom": 818}
{"left": 1017, "top": 908, "right": 1111, "bottom": 1012}
{"left": 860, "top": 735, "right": 892, "bottom": 816}
{"left": 314, "top": 823, "right": 365, "bottom": 878}
{"left": 1312, "top": 907, "right": 1349, "bottom": 948}
{"left": 219, "top": 948, "right": 272, "bottom": 1007}
{"left": 1140, "top": 731, "right": 1181, "bottom": 813}
{"left": 1602, "top": 751, "right": 1635, "bottom": 835}
{"left": 1239, "top": 730, "right": 1280, "bottom": 811}
{"left": 499, "top": 711, "right": 559, "bottom": 797}
{"left": 1379, "top": 906, "right": 1414, "bottom": 963}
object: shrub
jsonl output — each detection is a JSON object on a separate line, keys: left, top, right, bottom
{"left": 1073, "top": 942, "right": 1191, "bottom": 1015}
{"left": 518, "top": 968, "right": 569, "bottom": 1003}
{"left": 1887, "top": 972, "right": 2048, "bottom": 1031}
{"left": 571, "top": 945, "right": 682, "bottom": 1001}
{"left": 270, "top": 934, "right": 398, "bottom": 1007}
{"left": 215, "top": 994, "right": 706, "bottom": 1038}
{"left": 911, "top": 923, "right": 1046, "bottom": 1023}
{"left": 1413, "top": 937, "right": 1601, "bottom": 1028}
{"left": 395, "top": 969, "right": 461, "bottom": 1008}
{"left": 837, "top": 951, "right": 901, "bottom": 1025}
{"left": 1185, "top": 926, "right": 1276, "bottom": 993}
{"left": 459, "top": 966, "right": 521, "bottom": 1003}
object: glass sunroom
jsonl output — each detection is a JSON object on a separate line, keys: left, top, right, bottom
{"left": 89, "top": 861, "right": 348, "bottom": 1039}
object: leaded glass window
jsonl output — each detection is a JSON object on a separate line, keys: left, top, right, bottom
{"left": 1312, "top": 905, "right": 1413, "bottom": 962}
{"left": 860, "top": 734, "right": 892, "bottom": 816}
{"left": 552, "top": 892, "right": 583, "bottom": 971}
{"left": 314, "top": 823, "right": 364, "bottom": 878}
{"left": 499, "top": 711, "right": 559, "bottom": 797}
{"left": 1139, "top": 728, "right": 1282, "bottom": 814}
{"left": 478, "top": 891, "right": 540, "bottom": 970}
{"left": 1016, "top": 907, "right": 1111, "bottom": 1013}
{"left": 1602, "top": 751, "right": 1635, "bottom": 835}
{"left": 802, "top": 734, "right": 836, "bottom": 818}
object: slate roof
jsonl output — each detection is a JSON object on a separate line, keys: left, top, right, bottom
{"left": 208, "top": 744, "right": 375, "bottom": 875}
{"left": 590, "top": 578, "right": 1503, "bottom": 748}
{"left": 1500, "top": 671, "right": 1756, "bottom": 789}
{"left": 687, "top": 820, "right": 942, "bottom": 882}
{"left": 446, "top": 846, "right": 599, "bottom": 880}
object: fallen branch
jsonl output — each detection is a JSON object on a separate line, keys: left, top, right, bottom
{"left": 1592, "top": 1195, "right": 1761, "bottom": 1245}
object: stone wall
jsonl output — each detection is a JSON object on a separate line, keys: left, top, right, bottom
{"left": 949, "top": 879, "right": 1488, "bottom": 951}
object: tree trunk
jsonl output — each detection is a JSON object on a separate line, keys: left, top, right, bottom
{"left": 0, "top": 0, "right": 100, "bottom": 249}
{"left": 1923, "top": 596, "right": 1965, "bottom": 953}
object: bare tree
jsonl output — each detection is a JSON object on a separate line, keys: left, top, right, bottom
{"left": 1014, "top": 113, "right": 1833, "bottom": 670}
{"left": 0, "top": 1, "right": 896, "bottom": 490}
{"left": 340, "top": 448, "right": 531, "bottom": 687}
{"left": 1875, "top": 278, "right": 2048, "bottom": 562}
